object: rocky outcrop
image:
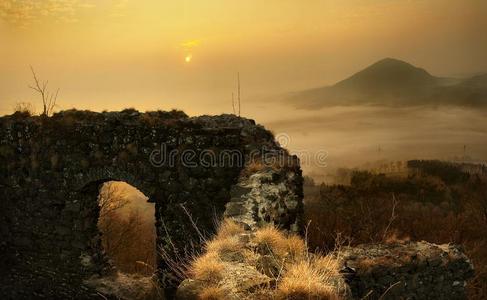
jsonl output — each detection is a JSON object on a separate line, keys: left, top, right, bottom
{"left": 224, "top": 162, "right": 303, "bottom": 233}
{"left": 340, "top": 241, "right": 474, "bottom": 299}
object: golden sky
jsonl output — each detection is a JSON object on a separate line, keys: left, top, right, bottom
{"left": 1, "top": 0, "right": 486, "bottom": 117}
{"left": 2, "top": 1, "right": 487, "bottom": 178}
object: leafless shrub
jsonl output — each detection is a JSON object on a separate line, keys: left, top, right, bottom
{"left": 28, "top": 66, "right": 59, "bottom": 116}
{"left": 381, "top": 194, "right": 398, "bottom": 242}
{"left": 13, "top": 102, "right": 35, "bottom": 116}
{"left": 98, "top": 182, "right": 130, "bottom": 218}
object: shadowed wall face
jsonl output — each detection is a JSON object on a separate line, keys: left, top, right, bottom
{"left": 0, "top": 110, "right": 292, "bottom": 298}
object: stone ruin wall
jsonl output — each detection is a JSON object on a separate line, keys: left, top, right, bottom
{"left": 0, "top": 110, "right": 289, "bottom": 299}
{"left": 341, "top": 242, "right": 474, "bottom": 299}
{"left": 0, "top": 110, "right": 474, "bottom": 299}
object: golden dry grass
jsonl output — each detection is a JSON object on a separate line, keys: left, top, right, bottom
{"left": 277, "top": 261, "right": 340, "bottom": 300}
{"left": 216, "top": 219, "right": 245, "bottom": 239}
{"left": 206, "top": 236, "right": 243, "bottom": 257}
{"left": 254, "top": 226, "right": 288, "bottom": 256}
{"left": 187, "top": 219, "right": 244, "bottom": 284}
{"left": 313, "top": 255, "right": 340, "bottom": 278}
{"left": 198, "top": 286, "right": 226, "bottom": 300}
{"left": 285, "top": 235, "right": 307, "bottom": 259}
{"left": 186, "top": 219, "right": 342, "bottom": 300}
{"left": 254, "top": 227, "right": 307, "bottom": 260}
{"left": 190, "top": 253, "right": 225, "bottom": 284}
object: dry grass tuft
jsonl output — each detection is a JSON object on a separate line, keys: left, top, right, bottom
{"left": 204, "top": 219, "right": 246, "bottom": 261}
{"left": 13, "top": 102, "right": 35, "bottom": 116}
{"left": 216, "top": 219, "right": 245, "bottom": 239}
{"left": 185, "top": 219, "right": 342, "bottom": 300}
{"left": 198, "top": 285, "right": 226, "bottom": 300}
{"left": 313, "top": 255, "right": 340, "bottom": 278}
{"left": 254, "top": 227, "right": 307, "bottom": 260}
{"left": 285, "top": 235, "right": 307, "bottom": 259}
{"left": 190, "top": 253, "right": 225, "bottom": 284}
{"left": 254, "top": 226, "right": 288, "bottom": 256}
{"left": 277, "top": 261, "right": 340, "bottom": 300}
{"left": 206, "top": 236, "right": 243, "bottom": 258}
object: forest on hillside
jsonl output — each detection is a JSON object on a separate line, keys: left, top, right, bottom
{"left": 304, "top": 161, "right": 487, "bottom": 299}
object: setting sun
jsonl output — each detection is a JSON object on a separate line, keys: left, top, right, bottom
{"left": 185, "top": 54, "right": 192, "bottom": 63}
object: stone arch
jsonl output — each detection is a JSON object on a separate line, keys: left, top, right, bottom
{"left": 75, "top": 175, "right": 159, "bottom": 277}
{"left": 73, "top": 167, "right": 156, "bottom": 199}
{"left": 0, "top": 111, "right": 301, "bottom": 298}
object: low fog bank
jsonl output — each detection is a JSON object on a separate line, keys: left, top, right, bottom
{"left": 259, "top": 105, "right": 487, "bottom": 183}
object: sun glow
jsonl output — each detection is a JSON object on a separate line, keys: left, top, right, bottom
{"left": 185, "top": 54, "right": 192, "bottom": 63}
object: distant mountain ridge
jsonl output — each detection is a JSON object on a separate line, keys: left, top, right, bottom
{"left": 287, "top": 58, "right": 487, "bottom": 108}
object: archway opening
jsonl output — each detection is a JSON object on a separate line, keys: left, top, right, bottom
{"left": 97, "top": 181, "right": 156, "bottom": 276}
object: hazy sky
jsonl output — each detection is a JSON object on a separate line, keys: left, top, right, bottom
{"left": 1, "top": 0, "right": 486, "bottom": 116}
{"left": 2, "top": 1, "right": 487, "bottom": 178}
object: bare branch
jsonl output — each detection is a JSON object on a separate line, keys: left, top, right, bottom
{"left": 28, "top": 66, "right": 59, "bottom": 116}
{"left": 382, "top": 193, "right": 398, "bottom": 242}
{"left": 237, "top": 72, "right": 241, "bottom": 116}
